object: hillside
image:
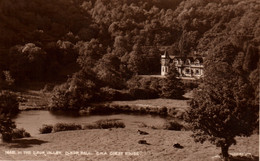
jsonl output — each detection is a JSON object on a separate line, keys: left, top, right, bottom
{"left": 0, "top": 0, "right": 258, "bottom": 87}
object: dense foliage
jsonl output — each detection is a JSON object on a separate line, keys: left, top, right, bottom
{"left": 187, "top": 40, "right": 259, "bottom": 160}
{"left": 0, "top": 116, "right": 16, "bottom": 142}
{"left": 0, "top": 90, "right": 19, "bottom": 142}
{"left": 0, "top": 1, "right": 258, "bottom": 154}
{"left": 0, "top": 0, "right": 257, "bottom": 87}
{"left": 0, "top": 0, "right": 258, "bottom": 111}
{"left": 49, "top": 70, "right": 101, "bottom": 110}
{"left": 160, "top": 63, "right": 185, "bottom": 99}
{"left": 0, "top": 90, "right": 19, "bottom": 115}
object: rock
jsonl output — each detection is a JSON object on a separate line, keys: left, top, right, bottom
{"left": 173, "top": 143, "right": 183, "bottom": 149}
{"left": 138, "top": 140, "right": 150, "bottom": 145}
{"left": 138, "top": 130, "right": 149, "bottom": 135}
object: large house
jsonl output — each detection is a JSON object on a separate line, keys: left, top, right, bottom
{"left": 161, "top": 51, "right": 204, "bottom": 79}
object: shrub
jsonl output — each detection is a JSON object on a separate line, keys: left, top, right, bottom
{"left": 129, "top": 88, "right": 158, "bottom": 99}
{"left": 2, "top": 133, "right": 13, "bottom": 142}
{"left": 53, "top": 123, "right": 82, "bottom": 132}
{"left": 168, "top": 108, "right": 178, "bottom": 117}
{"left": 163, "top": 120, "right": 184, "bottom": 131}
{"left": 24, "top": 131, "right": 31, "bottom": 137}
{"left": 0, "top": 90, "right": 19, "bottom": 115}
{"left": 39, "top": 124, "right": 53, "bottom": 134}
{"left": 12, "top": 128, "right": 31, "bottom": 138}
{"left": 100, "top": 87, "right": 132, "bottom": 101}
{"left": 95, "top": 119, "right": 125, "bottom": 129}
{"left": 0, "top": 116, "right": 16, "bottom": 142}
{"left": 182, "top": 81, "right": 199, "bottom": 91}
{"left": 159, "top": 106, "right": 168, "bottom": 116}
{"left": 82, "top": 124, "right": 99, "bottom": 129}
{"left": 0, "top": 90, "right": 18, "bottom": 142}
{"left": 83, "top": 119, "right": 125, "bottom": 129}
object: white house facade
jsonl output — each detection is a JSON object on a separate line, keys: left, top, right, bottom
{"left": 161, "top": 51, "right": 204, "bottom": 79}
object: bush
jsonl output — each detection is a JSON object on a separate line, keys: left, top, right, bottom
{"left": 0, "top": 116, "right": 16, "bottom": 142}
{"left": 39, "top": 124, "right": 53, "bottom": 134}
{"left": 2, "top": 133, "right": 13, "bottom": 142}
{"left": 163, "top": 120, "right": 184, "bottom": 131}
{"left": 95, "top": 119, "right": 125, "bottom": 129}
{"left": 100, "top": 87, "right": 132, "bottom": 101}
{"left": 82, "top": 124, "right": 99, "bottom": 129}
{"left": 182, "top": 81, "right": 199, "bottom": 91}
{"left": 53, "top": 123, "right": 82, "bottom": 132}
{"left": 159, "top": 106, "right": 168, "bottom": 116}
{"left": 12, "top": 128, "right": 31, "bottom": 138}
{"left": 168, "top": 108, "right": 178, "bottom": 117}
{"left": 0, "top": 90, "right": 19, "bottom": 115}
{"left": 129, "top": 88, "right": 158, "bottom": 99}
{"left": 0, "top": 90, "right": 18, "bottom": 142}
{"left": 83, "top": 119, "right": 125, "bottom": 129}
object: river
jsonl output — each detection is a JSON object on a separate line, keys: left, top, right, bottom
{"left": 14, "top": 110, "right": 168, "bottom": 136}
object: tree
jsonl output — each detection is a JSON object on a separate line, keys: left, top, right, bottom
{"left": 76, "top": 39, "right": 105, "bottom": 69}
{"left": 0, "top": 90, "right": 18, "bottom": 142}
{"left": 8, "top": 43, "right": 47, "bottom": 82}
{"left": 0, "top": 115, "right": 16, "bottom": 142}
{"left": 127, "top": 45, "right": 147, "bottom": 74}
{"left": 160, "top": 63, "right": 184, "bottom": 98}
{"left": 95, "top": 53, "right": 126, "bottom": 89}
{"left": 0, "top": 90, "right": 19, "bottom": 115}
{"left": 49, "top": 70, "right": 100, "bottom": 110}
{"left": 186, "top": 43, "right": 258, "bottom": 160}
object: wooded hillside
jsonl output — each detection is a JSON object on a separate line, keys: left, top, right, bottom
{"left": 0, "top": 0, "right": 258, "bottom": 93}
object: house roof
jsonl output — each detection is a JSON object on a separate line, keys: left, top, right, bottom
{"left": 173, "top": 56, "right": 204, "bottom": 63}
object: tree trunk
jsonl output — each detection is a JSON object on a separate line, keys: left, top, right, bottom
{"left": 221, "top": 145, "right": 230, "bottom": 161}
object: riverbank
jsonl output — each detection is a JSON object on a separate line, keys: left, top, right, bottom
{"left": 0, "top": 128, "right": 258, "bottom": 161}
{"left": 17, "top": 88, "right": 190, "bottom": 118}
{"left": 76, "top": 98, "right": 189, "bottom": 119}
{"left": 16, "top": 85, "right": 190, "bottom": 119}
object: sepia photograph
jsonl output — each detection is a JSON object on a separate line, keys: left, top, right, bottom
{"left": 0, "top": 0, "right": 259, "bottom": 160}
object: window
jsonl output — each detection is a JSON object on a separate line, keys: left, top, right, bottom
{"left": 185, "top": 59, "right": 191, "bottom": 65}
{"left": 195, "top": 70, "right": 200, "bottom": 75}
{"left": 185, "top": 69, "right": 190, "bottom": 74}
{"left": 173, "top": 59, "right": 178, "bottom": 65}
{"left": 194, "top": 59, "right": 200, "bottom": 65}
{"left": 179, "top": 59, "right": 183, "bottom": 65}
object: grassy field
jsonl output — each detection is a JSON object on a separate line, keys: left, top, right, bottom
{"left": 111, "top": 98, "right": 189, "bottom": 110}
{"left": 4, "top": 90, "right": 258, "bottom": 160}
{"left": 0, "top": 127, "right": 258, "bottom": 161}
{"left": 17, "top": 90, "right": 51, "bottom": 110}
